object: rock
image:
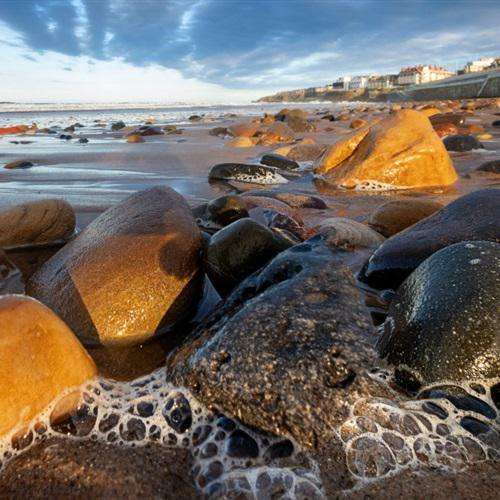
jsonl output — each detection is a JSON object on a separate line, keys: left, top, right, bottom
{"left": 224, "top": 137, "right": 255, "bottom": 148}
{"left": 0, "top": 438, "right": 196, "bottom": 499}
{"left": 419, "top": 107, "right": 441, "bottom": 117}
{"left": 194, "top": 195, "right": 249, "bottom": 230}
{"left": 443, "top": 134, "right": 483, "bottom": 151}
{"left": 477, "top": 133, "right": 493, "bottom": 141}
{"left": 163, "top": 125, "right": 182, "bottom": 135}
{"left": 433, "top": 123, "right": 460, "bottom": 138}
{"left": 127, "top": 134, "right": 145, "bottom": 143}
{"left": 492, "top": 120, "right": 500, "bottom": 127}
{"left": 260, "top": 153, "right": 299, "bottom": 170}
{"left": 167, "top": 236, "right": 379, "bottom": 448}
{"left": 0, "top": 295, "right": 96, "bottom": 437}
{"left": 284, "top": 114, "right": 315, "bottom": 133}
{"left": 274, "top": 108, "right": 307, "bottom": 122}
{"left": 242, "top": 190, "right": 327, "bottom": 209}
{"left": 208, "top": 163, "right": 287, "bottom": 185}
{"left": 0, "top": 199, "right": 75, "bottom": 248}
{"left": 368, "top": 199, "right": 444, "bottom": 237}
{"left": 0, "top": 249, "right": 23, "bottom": 294}
{"left": 244, "top": 195, "right": 303, "bottom": 225}
{"left": 360, "top": 189, "right": 500, "bottom": 289}
{"left": 203, "top": 218, "right": 291, "bottom": 296}
{"left": 4, "top": 160, "right": 34, "bottom": 169}
{"left": 227, "top": 122, "right": 259, "bottom": 138}
{"left": 476, "top": 160, "right": 500, "bottom": 174}
{"left": 188, "top": 115, "right": 202, "bottom": 121}
{"left": 315, "top": 110, "right": 457, "bottom": 190}
{"left": 378, "top": 241, "right": 500, "bottom": 391}
{"left": 137, "top": 125, "right": 163, "bottom": 136}
{"left": 287, "top": 143, "right": 326, "bottom": 162}
{"left": 64, "top": 125, "right": 75, "bottom": 132}
{"left": 59, "top": 134, "right": 72, "bottom": 140}
{"left": 259, "top": 122, "right": 295, "bottom": 145}
{"left": 350, "top": 118, "right": 367, "bottom": 129}
{"left": 208, "top": 126, "right": 227, "bottom": 137}
{"left": 78, "top": 138, "right": 89, "bottom": 144}
{"left": 321, "top": 114, "right": 335, "bottom": 121}
{"left": 319, "top": 218, "right": 384, "bottom": 249}
{"left": 27, "top": 187, "right": 203, "bottom": 347}
{"left": 111, "top": 120, "right": 126, "bottom": 131}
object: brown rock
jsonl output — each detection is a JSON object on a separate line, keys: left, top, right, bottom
{"left": 126, "top": 134, "right": 145, "bottom": 143}
{"left": 225, "top": 136, "right": 255, "bottom": 148}
{"left": 243, "top": 195, "right": 304, "bottom": 225}
{"left": 0, "top": 199, "right": 75, "bottom": 248}
{"left": 27, "top": 187, "right": 203, "bottom": 347}
{"left": 259, "top": 122, "right": 295, "bottom": 145}
{"left": 350, "top": 118, "right": 367, "bottom": 129}
{"left": 227, "top": 122, "right": 260, "bottom": 138}
{"left": 287, "top": 143, "right": 326, "bottom": 162}
{"left": 368, "top": 198, "right": 444, "bottom": 237}
{"left": 4, "top": 160, "right": 34, "bottom": 169}
{"left": 315, "top": 110, "right": 457, "bottom": 190}
{"left": 433, "top": 123, "right": 460, "bottom": 138}
{"left": 0, "top": 295, "right": 96, "bottom": 437}
{"left": 0, "top": 437, "right": 196, "bottom": 499}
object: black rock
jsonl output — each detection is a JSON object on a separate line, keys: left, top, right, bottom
{"left": 209, "top": 127, "right": 227, "bottom": 137}
{"left": 78, "top": 138, "right": 89, "bottom": 144}
{"left": 208, "top": 163, "right": 286, "bottom": 185}
{"left": 204, "top": 195, "right": 249, "bottom": 227}
{"left": 111, "top": 120, "right": 126, "bottom": 131}
{"left": 492, "top": 120, "right": 500, "bottom": 127}
{"left": 429, "top": 113, "right": 465, "bottom": 126}
{"left": 260, "top": 153, "right": 299, "bottom": 170}
{"left": 264, "top": 440, "right": 294, "bottom": 461}
{"left": 203, "top": 218, "right": 291, "bottom": 296}
{"left": 378, "top": 241, "right": 500, "bottom": 391}
{"left": 138, "top": 125, "right": 163, "bottom": 136}
{"left": 226, "top": 430, "right": 259, "bottom": 458}
{"left": 359, "top": 189, "right": 500, "bottom": 289}
{"left": 476, "top": 160, "right": 500, "bottom": 174}
{"left": 443, "top": 134, "right": 483, "bottom": 151}
{"left": 321, "top": 114, "right": 336, "bottom": 121}
{"left": 162, "top": 392, "right": 192, "bottom": 433}
{"left": 59, "top": 134, "right": 72, "bottom": 140}
{"left": 189, "top": 115, "right": 202, "bottom": 122}
{"left": 167, "top": 235, "right": 378, "bottom": 448}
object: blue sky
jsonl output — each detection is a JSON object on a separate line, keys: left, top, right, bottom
{"left": 0, "top": 0, "right": 499, "bottom": 103}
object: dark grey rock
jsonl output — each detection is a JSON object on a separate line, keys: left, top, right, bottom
{"left": 111, "top": 120, "right": 126, "bottom": 131}
{"left": 4, "top": 160, "right": 34, "bottom": 170}
{"left": 378, "top": 241, "right": 500, "bottom": 391}
{"left": 476, "top": 160, "right": 500, "bottom": 174}
{"left": 242, "top": 190, "right": 327, "bottom": 209}
{"left": 429, "top": 113, "right": 465, "bottom": 126}
{"left": 261, "top": 153, "right": 299, "bottom": 170}
{"left": 443, "top": 134, "right": 483, "bottom": 151}
{"left": 359, "top": 189, "right": 500, "bottom": 289}
{"left": 209, "top": 127, "right": 228, "bottom": 137}
{"left": 78, "top": 138, "right": 89, "bottom": 144}
{"left": 138, "top": 125, "right": 163, "bottom": 136}
{"left": 492, "top": 120, "right": 500, "bottom": 127}
{"left": 193, "top": 195, "right": 249, "bottom": 233}
{"left": 167, "top": 236, "right": 380, "bottom": 448}
{"left": 203, "top": 218, "right": 291, "bottom": 295}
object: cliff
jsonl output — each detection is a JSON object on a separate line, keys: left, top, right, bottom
{"left": 257, "top": 88, "right": 391, "bottom": 103}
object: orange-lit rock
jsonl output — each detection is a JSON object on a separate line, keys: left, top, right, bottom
{"left": 315, "top": 110, "right": 457, "bottom": 190}
{"left": 433, "top": 123, "right": 460, "bottom": 138}
{"left": 127, "top": 134, "right": 145, "bottom": 143}
{"left": 350, "top": 118, "right": 368, "bottom": 129}
{"left": 0, "top": 295, "right": 96, "bottom": 438}
{"left": 225, "top": 137, "right": 255, "bottom": 148}
{"left": 228, "top": 122, "right": 260, "bottom": 138}
{"left": 258, "top": 122, "right": 295, "bottom": 145}
{"left": 419, "top": 107, "right": 441, "bottom": 117}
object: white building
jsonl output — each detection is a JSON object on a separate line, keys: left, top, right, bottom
{"left": 367, "top": 74, "right": 397, "bottom": 90}
{"left": 332, "top": 76, "right": 351, "bottom": 90}
{"left": 397, "top": 65, "right": 454, "bottom": 86}
{"left": 464, "top": 57, "right": 495, "bottom": 73}
{"left": 349, "top": 75, "right": 369, "bottom": 89}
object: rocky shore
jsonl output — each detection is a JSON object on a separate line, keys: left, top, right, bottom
{"left": 0, "top": 98, "right": 499, "bottom": 498}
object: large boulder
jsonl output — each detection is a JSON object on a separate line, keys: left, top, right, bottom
{"left": 315, "top": 110, "right": 457, "bottom": 190}
{"left": 27, "top": 187, "right": 203, "bottom": 347}
{"left": 0, "top": 199, "right": 75, "bottom": 248}
{"left": 378, "top": 241, "right": 500, "bottom": 391}
{"left": 360, "top": 189, "right": 500, "bottom": 289}
{"left": 0, "top": 295, "right": 96, "bottom": 437}
{"left": 168, "top": 236, "right": 380, "bottom": 448}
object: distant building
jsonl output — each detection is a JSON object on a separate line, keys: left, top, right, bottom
{"left": 397, "top": 65, "right": 454, "bottom": 86}
{"left": 367, "top": 74, "right": 398, "bottom": 90}
{"left": 332, "top": 76, "right": 351, "bottom": 90}
{"left": 464, "top": 57, "right": 495, "bottom": 73}
{"left": 349, "top": 75, "right": 369, "bottom": 89}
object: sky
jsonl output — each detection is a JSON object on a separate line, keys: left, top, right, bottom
{"left": 0, "top": 0, "right": 499, "bottom": 103}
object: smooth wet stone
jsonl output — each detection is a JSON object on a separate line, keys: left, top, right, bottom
{"left": 162, "top": 392, "right": 192, "bottom": 433}
{"left": 138, "top": 125, "right": 163, "bottom": 136}
{"left": 195, "top": 195, "right": 249, "bottom": 229}
{"left": 0, "top": 295, "right": 96, "bottom": 437}
{"left": 443, "top": 134, "right": 483, "bottom": 151}
{"left": 27, "top": 187, "right": 203, "bottom": 347}
{"left": 476, "top": 160, "right": 500, "bottom": 174}
{"left": 368, "top": 199, "right": 444, "bottom": 237}
{"left": 244, "top": 195, "right": 303, "bottom": 225}
{"left": 319, "top": 217, "right": 384, "bottom": 249}
{"left": 111, "top": 120, "right": 126, "bottom": 131}
{"left": 168, "top": 236, "right": 381, "bottom": 448}
{"left": 259, "top": 122, "right": 295, "bottom": 145}
{"left": 0, "top": 199, "right": 75, "bottom": 248}
{"left": 242, "top": 190, "right": 327, "bottom": 209}
{"left": 429, "top": 113, "right": 465, "bottom": 127}
{"left": 360, "top": 189, "right": 500, "bottom": 289}
{"left": 377, "top": 241, "right": 500, "bottom": 391}
{"left": 249, "top": 207, "right": 308, "bottom": 241}
{"left": 260, "top": 153, "right": 299, "bottom": 170}
{"left": 315, "top": 110, "right": 457, "bottom": 190}
{"left": 208, "top": 163, "right": 287, "bottom": 185}
{"left": 228, "top": 122, "right": 259, "bottom": 138}
{"left": 203, "top": 218, "right": 292, "bottom": 296}
{"left": 287, "top": 143, "right": 326, "bottom": 162}
{"left": 433, "top": 123, "right": 460, "bottom": 138}
{"left": 4, "top": 159, "right": 34, "bottom": 169}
